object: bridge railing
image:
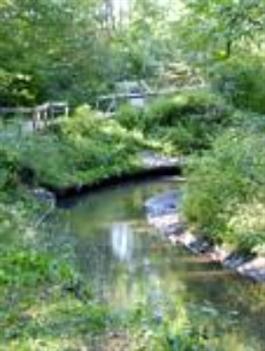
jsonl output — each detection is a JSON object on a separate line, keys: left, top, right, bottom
{"left": 96, "top": 84, "right": 207, "bottom": 113}
{"left": 0, "top": 101, "right": 69, "bottom": 131}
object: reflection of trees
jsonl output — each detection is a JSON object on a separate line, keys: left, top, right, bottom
{"left": 55, "top": 180, "right": 265, "bottom": 350}
{"left": 167, "top": 253, "right": 265, "bottom": 348}
{"left": 111, "top": 222, "right": 133, "bottom": 262}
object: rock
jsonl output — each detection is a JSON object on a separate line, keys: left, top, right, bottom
{"left": 237, "top": 257, "right": 265, "bottom": 282}
{"left": 147, "top": 213, "right": 184, "bottom": 235}
{"left": 140, "top": 151, "right": 184, "bottom": 170}
{"left": 145, "top": 191, "right": 181, "bottom": 217}
{"left": 174, "top": 231, "right": 197, "bottom": 252}
{"left": 208, "top": 245, "right": 231, "bottom": 263}
{"left": 145, "top": 190, "right": 265, "bottom": 283}
{"left": 31, "top": 188, "right": 56, "bottom": 228}
{"left": 188, "top": 238, "right": 212, "bottom": 254}
{"left": 224, "top": 253, "right": 251, "bottom": 270}
{"left": 32, "top": 188, "right": 56, "bottom": 205}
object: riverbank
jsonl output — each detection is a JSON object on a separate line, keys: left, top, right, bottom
{"left": 48, "top": 151, "right": 183, "bottom": 199}
{"left": 145, "top": 190, "right": 265, "bottom": 283}
{"left": 1, "top": 171, "right": 265, "bottom": 350}
{"left": 54, "top": 178, "right": 265, "bottom": 351}
{"left": 1, "top": 95, "right": 265, "bottom": 349}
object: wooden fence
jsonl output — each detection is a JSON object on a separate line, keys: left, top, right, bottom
{"left": 0, "top": 101, "right": 69, "bottom": 131}
{"left": 96, "top": 85, "right": 206, "bottom": 113}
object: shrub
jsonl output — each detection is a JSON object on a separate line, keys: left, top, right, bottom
{"left": 115, "top": 103, "right": 143, "bottom": 130}
{"left": 12, "top": 106, "right": 153, "bottom": 188}
{"left": 0, "top": 147, "right": 20, "bottom": 189}
{"left": 136, "top": 89, "right": 233, "bottom": 153}
{"left": 19, "top": 134, "right": 76, "bottom": 187}
{"left": 144, "top": 89, "right": 231, "bottom": 129}
{"left": 210, "top": 56, "right": 265, "bottom": 114}
{"left": 53, "top": 104, "right": 102, "bottom": 139}
{"left": 159, "top": 119, "right": 217, "bottom": 154}
{"left": 183, "top": 128, "right": 265, "bottom": 252}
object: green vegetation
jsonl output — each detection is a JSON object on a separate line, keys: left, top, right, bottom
{"left": 0, "top": 206, "right": 108, "bottom": 350}
{"left": 117, "top": 89, "right": 232, "bottom": 153}
{"left": 210, "top": 56, "right": 265, "bottom": 114}
{"left": 172, "top": 1, "right": 265, "bottom": 255}
{"left": 0, "top": 0, "right": 178, "bottom": 106}
{"left": 0, "top": 106, "right": 164, "bottom": 191}
{"left": 184, "top": 125, "right": 265, "bottom": 254}
{"left": 1, "top": 0, "right": 265, "bottom": 348}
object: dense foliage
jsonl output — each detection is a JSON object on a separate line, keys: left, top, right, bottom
{"left": 1, "top": 0, "right": 265, "bottom": 349}
{"left": 178, "top": 0, "right": 265, "bottom": 63}
{"left": 0, "top": 106, "right": 163, "bottom": 190}
{"left": 184, "top": 124, "right": 265, "bottom": 254}
{"left": 0, "top": 0, "right": 178, "bottom": 106}
{"left": 210, "top": 56, "right": 265, "bottom": 114}
{"left": 116, "top": 89, "right": 232, "bottom": 153}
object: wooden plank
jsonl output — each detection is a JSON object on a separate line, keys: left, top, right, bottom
{"left": 97, "top": 84, "right": 207, "bottom": 104}
{"left": 0, "top": 101, "right": 69, "bottom": 133}
{"left": 0, "top": 101, "right": 69, "bottom": 116}
{"left": 0, "top": 107, "right": 33, "bottom": 114}
{"left": 97, "top": 90, "right": 178, "bottom": 102}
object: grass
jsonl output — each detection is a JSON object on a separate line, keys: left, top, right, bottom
{"left": 0, "top": 96, "right": 264, "bottom": 349}
{"left": 0, "top": 193, "right": 110, "bottom": 350}
{"left": 0, "top": 105, "right": 171, "bottom": 191}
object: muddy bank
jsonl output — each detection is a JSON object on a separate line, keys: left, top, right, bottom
{"left": 145, "top": 191, "right": 265, "bottom": 283}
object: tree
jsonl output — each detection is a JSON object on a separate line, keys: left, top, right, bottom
{"left": 177, "top": 0, "right": 265, "bottom": 63}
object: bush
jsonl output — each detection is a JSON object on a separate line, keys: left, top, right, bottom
{"left": 115, "top": 103, "right": 143, "bottom": 130}
{"left": 0, "top": 104, "right": 162, "bottom": 190}
{"left": 57, "top": 104, "right": 102, "bottom": 138}
{"left": 0, "top": 146, "right": 20, "bottom": 189}
{"left": 183, "top": 128, "right": 265, "bottom": 253}
{"left": 6, "top": 106, "right": 156, "bottom": 189}
{"left": 160, "top": 120, "right": 215, "bottom": 153}
{"left": 144, "top": 89, "right": 231, "bottom": 128}
{"left": 210, "top": 56, "right": 265, "bottom": 114}
{"left": 115, "top": 90, "right": 233, "bottom": 154}
{"left": 131, "top": 89, "right": 233, "bottom": 153}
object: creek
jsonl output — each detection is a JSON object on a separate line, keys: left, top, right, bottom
{"left": 56, "top": 177, "right": 265, "bottom": 350}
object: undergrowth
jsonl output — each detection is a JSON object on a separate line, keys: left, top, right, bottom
{"left": 184, "top": 126, "right": 265, "bottom": 254}
{"left": 116, "top": 89, "right": 233, "bottom": 154}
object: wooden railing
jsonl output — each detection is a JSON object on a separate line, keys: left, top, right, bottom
{"left": 0, "top": 101, "right": 69, "bottom": 130}
{"left": 96, "top": 84, "right": 206, "bottom": 113}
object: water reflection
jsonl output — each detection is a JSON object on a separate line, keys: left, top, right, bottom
{"left": 111, "top": 222, "right": 133, "bottom": 262}
{"left": 58, "top": 179, "right": 265, "bottom": 351}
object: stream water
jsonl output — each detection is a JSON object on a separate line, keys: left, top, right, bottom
{"left": 58, "top": 178, "right": 265, "bottom": 350}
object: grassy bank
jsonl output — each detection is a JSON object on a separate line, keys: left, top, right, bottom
{"left": 182, "top": 109, "right": 265, "bottom": 255}
{"left": 0, "top": 101, "right": 217, "bottom": 350}
{"left": 0, "top": 182, "right": 108, "bottom": 349}
{"left": 1, "top": 88, "right": 265, "bottom": 349}
{"left": 1, "top": 105, "right": 166, "bottom": 191}
{"left": 1, "top": 89, "right": 232, "bottom": 193}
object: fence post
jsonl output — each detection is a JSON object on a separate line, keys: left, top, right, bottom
{"left": 32, "top": 108, "right": 37, "bottom": 131}
{"left": 48, "top": 103, "right": 54, "bottom": 119}
{"left": 43, "top": 107, "right": 48, "bottom": 127}
{"left": 32, "top": 108, "right": 40, "bottom": 131}
{"left": 65, "top": 104, "right": 69, "bottom": 118}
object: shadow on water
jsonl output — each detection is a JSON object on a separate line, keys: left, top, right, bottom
{"left": 56, "top": 178, "right": 265, "bottom": 350}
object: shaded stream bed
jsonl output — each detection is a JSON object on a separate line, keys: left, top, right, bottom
{"left": 56, "top": 178, "right": 265, "bottom": 350}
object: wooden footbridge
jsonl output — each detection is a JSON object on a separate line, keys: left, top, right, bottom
{"left": 0, "top": 101, "right": 69, "bottom": 131}
{"left": 96, "top": 80, "right": 205, "bottom": 114}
